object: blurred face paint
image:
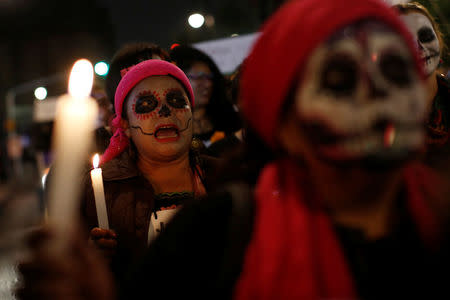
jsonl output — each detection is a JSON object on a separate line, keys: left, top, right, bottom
{"left": 400, "top": 12, "right": 440, "bottom": 77}
{"left": 292, "top": 21, "right": 426, "bottom": 166}
{"left": 125, "top": 76, "right": 193, "bottom": 160}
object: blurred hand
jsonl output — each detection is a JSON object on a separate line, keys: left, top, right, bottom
{"left": 16, "top": 226, "right": 115, "bottom": 300}
{"left": 89, "top": 227, "right": 118, "bottom": 261}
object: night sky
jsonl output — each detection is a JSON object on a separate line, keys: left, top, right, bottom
{"left": 96, "top": 0, "right": 262, "bottom": 51}
{"left": 97, "top": 0, "right": 199, "bottom": 49}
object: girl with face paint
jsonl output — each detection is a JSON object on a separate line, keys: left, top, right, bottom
{"left": 70, "top": 51, "right": 214, "bottom": 288}
{"left": 17, "top": 45, "right": 217, "bottom": 298}
{"left": 394, "top": 3, "right": 450, "bottom": 172}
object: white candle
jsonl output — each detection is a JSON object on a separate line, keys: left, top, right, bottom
{"left": 47, "top": 59, "right": 98, "bottom": 235}
{"left": 90, "top": 153, "right": 109, "bottom": 229}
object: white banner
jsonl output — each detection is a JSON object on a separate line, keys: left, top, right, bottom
{"left": 193, "top": 32, "right": 259, "bottom": 74}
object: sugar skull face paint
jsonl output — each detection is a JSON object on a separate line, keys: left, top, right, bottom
{"left": 124, "top": 76, "right": 193, "bottom": 161}
{"left": 291, "top": 21, "right": 426, "bottom": 166}
{"left": 131, "top": 88, "right": 191, "bottom": 122}
{"left": 400, "top": 12, "right": 440, "bottom": 77}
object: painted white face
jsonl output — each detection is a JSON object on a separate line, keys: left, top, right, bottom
{"left": 124, "top": 76, "right": 193, "bottom": 162}
{"left": 400, "top": 12, "right": 440, "bottom": 76}
{"left": 294, "top": 21, "right": 426, "bottom": 165}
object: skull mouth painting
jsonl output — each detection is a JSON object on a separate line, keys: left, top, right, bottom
{"left": 294, "top": 21, "right": 426, "bottom": 166}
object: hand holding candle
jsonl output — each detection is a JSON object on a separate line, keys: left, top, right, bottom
{"left": 90, "top": 153, "right": 109, "bottom": 229}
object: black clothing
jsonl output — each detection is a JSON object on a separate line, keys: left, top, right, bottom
{"left": 79, "top": 149, "right": 218, "bottom": 291}
{"left": 121, "top": 183, "right": 253, "bottom": 300}
{"left": 208, "top": 134, "right": 242, "bottom": 158}
{"left": 425, "top": 74, "right": 450, "bottom": 173}
{"left": 335, "top": 194, "right": 449, "bottom": 299}
{"left": 122, "top": 184, "right": 449, "bottom": 299}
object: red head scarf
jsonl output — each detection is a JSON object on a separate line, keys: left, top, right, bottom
{"left": 100, "top": 60, "right": 194, "bottom": 165}
{"left": 235, "top": 0, "right": 440, "bottom": 299}
{"left": 240, "top": 0, "right": 424, "bottom": 149}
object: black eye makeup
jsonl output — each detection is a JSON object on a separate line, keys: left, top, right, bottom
{"left": 379, "top": 51, "right": 412, "bottom": 87}
{"left": 320, "top": 53, "right": 358, "bottom": 97}
{"left": 134, "top": 92, "right": 159, "bottom": 114}
{"left": 418, "top": 26, "right": 436, "bottom": 44}
{"left": 165, "top": 89, "right": 188, "bottom": 109}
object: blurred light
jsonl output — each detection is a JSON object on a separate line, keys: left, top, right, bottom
{"left": 94, "top": 61, "right": 109, "bottom": 76}
{"left": 205, "top": 15, "right": 215, "bottom": 27}
{"left": 69, "top": 59, "right": 94, "bottom": 99}
{"left": 41, "top": 168, "right": 49, "bottom": 188}
{"left": 92, "top": 153, "right": 100, "bottom": 169}
{"left": 34, "top": 87, "right": 47, "bottom": 100}
{"left": 171, "top": 43, "right": 180, "bottom": 50}
{"left": 188, "top": 13, "right": 205, "bottom": 28}
{"left": 371, "top": 53, "right": 378, "bottom": 62}
{"left": 231, "top": 33, "right": 239, "bottom": 37}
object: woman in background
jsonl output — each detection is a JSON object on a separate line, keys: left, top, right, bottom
{"left": 170, "top": 45, "right": 242, "bottom": 154}
{"left": 394, "top": 2, "right": 450, "bottom": 173}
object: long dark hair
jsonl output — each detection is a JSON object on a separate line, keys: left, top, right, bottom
{"left": 105, "top": 42, "right": 169, "bottom": 111}
{"left": 170, "top": 45, "right": 242, "bottom": 134}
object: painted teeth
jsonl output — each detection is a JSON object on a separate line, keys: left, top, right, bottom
{"left": 338, "top": 128, "right": 424, "bottom": 154}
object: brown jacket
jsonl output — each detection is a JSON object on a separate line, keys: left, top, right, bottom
{"left": 80, "top": 149, "right": 217, "bottom": 283}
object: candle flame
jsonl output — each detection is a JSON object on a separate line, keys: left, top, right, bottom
{"left": 69, "top": 59, "right": 94, "bottom": 99}
{"left": 93, "top": 153, "right": 100, "bottom": 169}
{"left": 41, "top": 168, "right": 49, "bottom": 188}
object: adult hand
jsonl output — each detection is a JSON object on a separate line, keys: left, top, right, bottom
{"left": 16, "top": 226, "right": 116, "bottom": 300}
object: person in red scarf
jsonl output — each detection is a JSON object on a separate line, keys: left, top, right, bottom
{"left": 124, "top": 0, "right": 449, "bottom": 299}
{"left": 16, "top": 0, "right": 450, "bottom": 299}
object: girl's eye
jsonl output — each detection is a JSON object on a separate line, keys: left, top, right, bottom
{"left": 135, "top": 95, "right": 158, "bottom": 114}
{"left": 166, "top": 91, "right": 188, "bottom": 109}
{"left": 418, "top": 27, "right": 436, "bottom": 44}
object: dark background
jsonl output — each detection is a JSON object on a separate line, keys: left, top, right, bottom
{"left": 0, "top": 0, "right": 448, "bottom": 182}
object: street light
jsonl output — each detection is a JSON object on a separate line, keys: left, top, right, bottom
{"left": 188, "top": 13, "right": 205, "bottom": 28}
{"left": 34, "top": 87, "right": 47, "bottom": 100}
{"left": 94, "top": 61, "right": 109, "bottom": 76}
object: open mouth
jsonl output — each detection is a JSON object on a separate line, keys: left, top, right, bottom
{"left": 154, "top": 124, "right": 180, "bottom": 142}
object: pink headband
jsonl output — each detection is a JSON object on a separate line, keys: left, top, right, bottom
{"left": 100, "top": 59, "right": 195, "bottom": 165}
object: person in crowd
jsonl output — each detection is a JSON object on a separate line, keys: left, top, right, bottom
{"left": 16, "top": 0, "right": 450, "bottom": 299}
{"left": 89, "top": 42, "right": 169, "bottom": 156}
{"left": 208, "top": 64, "right": 244, "bottom": 157}
{"left": 83, "top": 56, "right": 219, "bottom": 285}
{"left": 169, "top": 45, "right": 242, "bottom": 153}
{"left": 394, "top": 3, "right": 450, "bottom": 173}
{"left": 91, "top": 88, "right": 114, "bottom": 154}
{"left": 37, "top": 45, "right": 218, "bottom": 292}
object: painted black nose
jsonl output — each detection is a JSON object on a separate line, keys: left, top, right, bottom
{"left": 158, "top": 104, "right": 171, "bottom": 117}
